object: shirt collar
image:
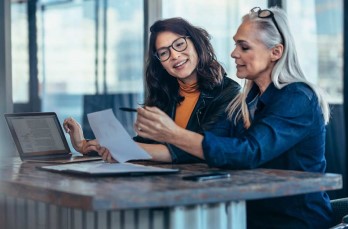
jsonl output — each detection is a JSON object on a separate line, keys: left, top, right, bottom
{"left": 247, "top": 82, "right": 277, "bottom": 105}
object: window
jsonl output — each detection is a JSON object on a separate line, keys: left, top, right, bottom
{"left": 12, "top": 0, "right": 144, "bottom": 141}
{"left": 162, "top": 0, "right": 267, "bottom": 85}
{"left": 11, "top": 3, "right": 29, "bottom": 103}
{"left": 285, "top": 0, "right": 343, "bottom": 103}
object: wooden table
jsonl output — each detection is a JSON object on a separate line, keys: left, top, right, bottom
{"left": 0, "top": 157, "right": 342, "bottom": 229}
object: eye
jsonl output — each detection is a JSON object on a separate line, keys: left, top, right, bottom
{"left": 157, "top": 49, "right": 169, "bottom": 57}
{"left": 235, "top": 41, "right": 250, "bottom": 51}
{"left": 173, "top": 38, "right": 187, "bottom": 50}
{"left": 239, "top": 43, "right": 250, "bottom": 51}
{"left": 174, "top": 41, "right": 185, "bottom": 48}
{"left": 241, "top": 46, "right": 250, "bottom": 51}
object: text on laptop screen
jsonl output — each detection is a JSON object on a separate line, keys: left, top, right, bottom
{"left": 11, "top": 115, "right": 65, "bottom": 153}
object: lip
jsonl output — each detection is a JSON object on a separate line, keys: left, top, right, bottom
{"left": 173, "top": 59, "right": 188, "bottom": 68}
{"left": 236, "top": 64, "right": 245, "bottom": 69}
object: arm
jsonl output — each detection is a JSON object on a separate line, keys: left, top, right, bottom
{"left": 63, "top": 117, "right": 99, "bottom": 154}
{"left": 202, "top": 90, "right": 321, "bottom": 169}
{"left": 97, "top": 142, "right": 172, "bottom": 163}
{"left": 137, "top": 143, "right": 172, "bottom": 162}
{"left": 135, "top": 106, "right": 205, "bottom": 159}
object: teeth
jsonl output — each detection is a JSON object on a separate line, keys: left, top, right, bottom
{"left": 174, "top": 60, "right": 186, "bottom": 68}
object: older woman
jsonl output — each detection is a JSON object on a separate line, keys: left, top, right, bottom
{"left": 135, "top": 7, "right": 332, "bottom": 228}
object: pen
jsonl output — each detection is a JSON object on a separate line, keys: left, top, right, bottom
{"left": 119, "top": 107, "right": 137, "bottom": 112}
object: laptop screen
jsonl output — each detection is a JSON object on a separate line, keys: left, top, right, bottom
{"left": 5, "top": 112, "right": 71, "bottom": 158}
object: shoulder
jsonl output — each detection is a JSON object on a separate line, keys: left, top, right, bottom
{"left": 222, "top": 76, "right": 241, "bottom": 91}
{"left": 268, "top": 82, "right": 319, "bottom": 117}
{"left": 281, "top": 82, "right": 315, "bottom": 100}
{"left": 202, "top": 76, "right": 241, "bottom": 99}
{"left": 214, "top": 76, "right": 241, "bottom": 100}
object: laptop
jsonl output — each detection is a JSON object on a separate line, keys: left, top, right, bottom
{"left": 4, "top": 112, "right": 102, "bottom": 163}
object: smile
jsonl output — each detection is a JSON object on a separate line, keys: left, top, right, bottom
{"left": 174, "top": 60, "right": 188, "bottom": 68}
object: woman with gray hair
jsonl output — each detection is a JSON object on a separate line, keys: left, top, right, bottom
{"left": 134, "top": 7, "right": 332, "bottom": 228}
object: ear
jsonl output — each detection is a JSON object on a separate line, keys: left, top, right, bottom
{"left": 271, "top": 44, "right": 283, "bottom": 62}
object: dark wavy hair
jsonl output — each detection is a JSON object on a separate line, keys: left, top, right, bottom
{"left": 144, "top": 17, "right": 226, "bottom": 113}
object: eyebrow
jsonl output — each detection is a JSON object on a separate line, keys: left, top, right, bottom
{"left": 156, "top": 45, "right": 168, "bottom": 50}
{"left": 235, "top": 40, "right": 247, "bottom": 45}
{"left": 156, "top": 38, "right": 177, "bottom": 50}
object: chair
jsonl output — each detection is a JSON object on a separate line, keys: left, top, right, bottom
{"left": 82, "top": 93, "right": 140, "bottom": 139}
{"left": 331, "top": 197, "right": 348, "bottom": 227}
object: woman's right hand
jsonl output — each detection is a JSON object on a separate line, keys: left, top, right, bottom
{"left": 63, "top": 117, "right": 99, "bottom": 154}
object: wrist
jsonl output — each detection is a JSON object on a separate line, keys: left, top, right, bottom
{"left": 73, "top": 139, "right": 86, "bottom": 152}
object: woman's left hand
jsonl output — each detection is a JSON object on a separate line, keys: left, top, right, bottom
{"left": 135, "top": 106, "right": 181, "bottom": 143}
{"left": 97, "top": 146, "right": 117, "bottom": 163}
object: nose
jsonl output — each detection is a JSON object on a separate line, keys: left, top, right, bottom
{"left": 231, "top": 47, "right": 238, "bottom": 59}
{"left": 169, "top": 47, "right": 180, "bottom": 60}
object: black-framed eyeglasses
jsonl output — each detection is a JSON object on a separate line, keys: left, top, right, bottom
{"left": 154, "top": 36, "right": 190, "bottom": 62}
{"left": 250, "top": 7, "right": 284, "bottom": 44}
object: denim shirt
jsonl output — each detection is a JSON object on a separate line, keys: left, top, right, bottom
{"left": 202, "top": 82, "right": 332, "bottom": 228}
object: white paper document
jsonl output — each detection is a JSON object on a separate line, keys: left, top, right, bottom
{"left": 87, "top": 109, "right": 152, "bottom": 163}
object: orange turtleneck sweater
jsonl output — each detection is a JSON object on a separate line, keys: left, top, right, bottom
{"left": 175, "top": 80, "right": 201, "bottom": 128}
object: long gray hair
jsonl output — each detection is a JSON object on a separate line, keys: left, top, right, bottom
{"left": 227, "top": 7, "right": 330, "bottom": 128}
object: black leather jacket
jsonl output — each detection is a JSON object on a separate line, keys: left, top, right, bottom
{"left": 134, "top": 76, "right": 241, "bottom": 163}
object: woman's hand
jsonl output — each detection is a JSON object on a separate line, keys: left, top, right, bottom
{"left": 135, "top": 106, "right": 181, "bottom": 144}
{"left": 135, "top": 106, "right": 205, "bottom": 160}
{"left": 63, "top": 117, "right": 99, "bottom": 154}
{"left": 97, "top": 146, "right": 117, "bottom": 163}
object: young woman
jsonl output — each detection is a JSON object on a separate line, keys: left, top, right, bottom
{"left": 134, "top": 7, "right": 332, "bottom": 228}
{"left": 64, "top": 17, "right": 241, "bottom": 163}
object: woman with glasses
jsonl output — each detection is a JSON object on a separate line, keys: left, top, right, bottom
{"left": 63, "top": 17, "right": 241, "bottom": 163}
{"left": 134, "top": 7, "right": 332, "bottom": 228}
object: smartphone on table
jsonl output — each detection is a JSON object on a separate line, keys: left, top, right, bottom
{"left": 182, "top": 172, "right": 230, "bottom": 182}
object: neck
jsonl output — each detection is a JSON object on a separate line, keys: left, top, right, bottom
{"left": 177, "top": 71, "right": 198, "bottom": 85}
{"left": 253, "top": 73, "right": 272, "bottom": 95}
{"left": 178, "top": 79, "right": 199, "bottom": 93}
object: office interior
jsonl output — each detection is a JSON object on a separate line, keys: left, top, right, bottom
{"left": 0, "top": 0, "right": 347, "bottom": 200}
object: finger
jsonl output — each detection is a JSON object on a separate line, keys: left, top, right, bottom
{"left": 64, "top": 117, "right": 74, "bottom": 124}
{"left": 134, "top": 121, "right": 143, "bottom": 132}
{"left": 137, "top": 116, "right": 159, "bottom": 134}
{"left": 106, "top": 151, "right": 113, "bottom": 163}
{"left": 144, "top": 106, "right": 165, "bottom": 115}
{"left": 136, "top": 129, "right": 152, "bottom": 139}
{"left": 63, "top": 125, "right": 70, "bottom": 133}
{"left": 63, "top": 120, "right": 71, "bottom": 133}
{"left": 84, "top": 145, "right": 99, "bottom": 153}
{"left": 136, "top": 111, "right": 158, "bottom": 128}
{"left": 100, "top": 149, "right": 108, "bottom": 161}
{"left": 97, "top": 148, "right": 103, "bottom": 157}
{"left": 63, "top": 120, "right": 76, "bottom": 133}
{"left": 137, "top": 107, "right": 159, "bottom": 122}
{"left": 86, "top": 139, "right": 99, "bottom": 146}
{"left": 63, "top": 118, "right": 71, "bottom": 125}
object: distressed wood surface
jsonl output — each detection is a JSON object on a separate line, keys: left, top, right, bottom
{"left": 0, "top": 157, "right": 342, "bottom": 211}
